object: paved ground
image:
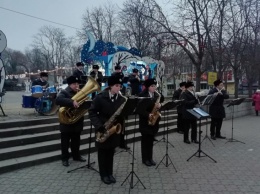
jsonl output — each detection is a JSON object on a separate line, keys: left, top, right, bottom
{"left": 0, "top": 91, "right": 260, "bottom": 194}
{"left": 0, "top": 113, "right": 260, "bottom": 193}
{"left": 0, "top": 91, "right": 55, "bottom": 121}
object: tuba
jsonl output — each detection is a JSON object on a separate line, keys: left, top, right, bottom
{"left": 58, "top": 76, "right": 100, "bottom": 124}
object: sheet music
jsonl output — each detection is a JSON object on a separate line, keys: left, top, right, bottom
{"left": 193, "top": 108, "right": 209, "bottom": 117}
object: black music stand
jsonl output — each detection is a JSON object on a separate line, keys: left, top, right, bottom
{"left": 67, "top": 101, "right": 99, "bottom": 174}
{"left": 115, "top": 97, "right": 138, "bottom": 157}
{"left": 226, "top": 98, "right": 245, "bottom": 144}
{"left": 156, "top": 101, "right": 178, "bottom": 171}
{"left": 200, "top": 94, "right": 217, "bottom": 146}
{"left": 121, "top": 97, "right": 149, "bottom": 191}
{"left": 187, "top": 108, "right": 217, "bottom": 163}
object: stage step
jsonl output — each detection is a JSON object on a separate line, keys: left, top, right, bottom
{"left": 0, "top": 110, "right": 185, "bottom": 174}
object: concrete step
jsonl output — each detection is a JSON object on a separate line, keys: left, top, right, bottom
{"left": 0, "top": 119, "right": 210, "bottom": 174}
{"left": 0, "top": 133, "right": 95, "bottom": 161}
{"left": 0, "top": 142, "right": 97, "bottom": 174}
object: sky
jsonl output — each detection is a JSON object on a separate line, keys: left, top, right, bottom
{"left": 0, "top": 0, "right": 123, "bottom": 52}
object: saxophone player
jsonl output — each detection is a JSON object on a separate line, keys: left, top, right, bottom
{"left": 88, "top": 75, "right": 125, "bottom": 185}
{"left": 135, "top": 78, "right": 164, "bottom": 167}
{"left": 111, "top": 65, "right": 129, "bottom": 149}
{"left": 56, "top": 76, "right": 86, "bottom": 167}
{"left": 180, "top": 81, "right": 199, "bottom": 144}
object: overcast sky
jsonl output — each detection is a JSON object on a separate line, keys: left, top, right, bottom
{"left": 0, "top": 0, "right": 123, "bottom": 52}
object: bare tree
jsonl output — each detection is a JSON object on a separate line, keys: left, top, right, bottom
{"left": 3, "top": 48, "right": 29, "bottom": 74}
{"left": 80, "top": 4, "right": 118, "bottom": 42}
{"left": 31, "top": 26, "right": 70, "bottom": 81}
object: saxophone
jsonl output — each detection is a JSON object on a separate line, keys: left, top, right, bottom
{"left": 148, "top": 90, "right": 161, "bottom": 126}
{"left": 96, "top": 94, "right": 127, "bottom": 143}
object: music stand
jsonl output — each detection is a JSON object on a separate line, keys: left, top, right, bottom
{"left": 115, "top": 97, "right": 137, "bottom": 157}
{"left": 67, "top": 101, "right": 99, "bottom": 173}
{"left": 121, "top": 97, "right": 150, "bottom": 191}
{"left": 186, "top": 108, "right": 217, "bottom": 163}
{"left": 156, "top": 101, "right": 178, "bottom": 171}
{"left": 200, "top": 94, "right": 217, "bottom": 146}
{"left": 226, "top": 98, "right": 245, "bottom": 144}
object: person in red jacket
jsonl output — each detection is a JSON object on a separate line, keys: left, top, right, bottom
{"left": 252, "top": 89, "right": 260, "bottom": 116}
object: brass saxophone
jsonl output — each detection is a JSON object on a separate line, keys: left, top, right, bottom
{"left": 96, "top": 94, "right": 127, "bottom": 143}
{"left": 148, "top": 90, "right": 161, "bottom": 126}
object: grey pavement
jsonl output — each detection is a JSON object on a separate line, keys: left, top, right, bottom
{"left": 0, "top": 91, "right": 56, "bottom": 121}
{"left": 0, "top": 113, "right": 260, "bottom": 194}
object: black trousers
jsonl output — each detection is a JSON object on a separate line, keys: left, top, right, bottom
{"left": 98, "top": 148, "right": 115, "bottom": 177}
{"left": 177, "top": 113, "right": 184, "bottom": 132}
{"left": 60, "top": 132, "right": 81, "bottom": 161}
{"left": 141, "top": 133, "right": 154, "bottom": 162}
{"left": 183, "top": 119, "right": 197, "bottom": 141}
{"left": 210, "top": 117, "right": 223, "bottom": 137}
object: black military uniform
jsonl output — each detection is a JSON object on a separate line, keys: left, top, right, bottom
{"left": 88, "top": 76, "right": 125, "bottom": 185}
{"left": 56, "top": 76, "right": 86, "bottom": 167}
{"left": 172, "top": 82, "right": 186, "bottom": 134}
{"left": 111, "top": 65, "right": 129, "bottom": 149}
{"left": 72, "top": 62, "right": 86, "bottom": 87}
{"left": 32, "top": 72, "right": 49, "bottom": 88}
{"left": 208, "top": 79, "right": 229, "bottom": 139}
{"left": 90, "top": 65, "right": 103, "bottom": 99}
{"left": 128, "top": 68, "right": 140, "bottom": 95}
{"left": 180, "top": 81, "right": 199, "bottom": 144}
{"left": 135, "top": 78, "right": 163, "bottom": 167}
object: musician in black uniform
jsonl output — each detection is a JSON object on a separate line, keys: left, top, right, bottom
{"left": 135, "top": 78, "right": 163, "bottom": 167}
{"left": 90, "top": 65, "right": 103, "bottom": 99}
{"left": 172, "top": 82, "right": 186, "bottom": 134}
{"left": 56, "top": 76, "right": 86, "bottom": 167}
{"left": 180, "top": 81, "right": 199, "bottom": 144}
{"left": 111, "top": 65, "right": 129, "bottom": 149}
{"left": 72, "top": 62, "right": 86, "bottom": 87}
{"left": 208, "top": 79, "right": 229, "bottom": 140}
{"left": 128, "top": 68, "right": 141, "bottom": 95}
{"left": 88, "top": 75, "right": 126, "bottom": 185}
{"left": 32, "top": 72, "right": 49, "bottom": 89}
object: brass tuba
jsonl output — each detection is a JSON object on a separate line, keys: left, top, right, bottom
{"left": 58, "top": 76, "right": 100, "bottom": 124}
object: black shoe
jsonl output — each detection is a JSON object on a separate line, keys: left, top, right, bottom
{"left": 73, "top": 156, "right": 86, "bottom": 162}
{"left": 211, "top": 136, "right": 216, "bottom": 140}
{"left": 150, "top": 159, "right": 156, "bottom": 166}
{"left": 177, "top": 131, "right": 184, "bottom": 134}
{"left": 143, "top": 160, "right": 152, "bottom": 166}
{"left": 62, "top": 160, "right": 70, "bottom": 167}
{"left": 119, "top": 145, "right": 130, "bottom": 150}
{"left": 192, "top": 140, "right": 199, "bottom": 144}
{"left": 184, "top": 140, "right": 191, "bottom": 144}
{"left": 216, "top": 135, "right": 226, "bottom": 139}
{"left": 101, "top": 176, "right": 111, "bottom": 185}
{"left": 108, "top": 175, "right": 116, "bottom": 183}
